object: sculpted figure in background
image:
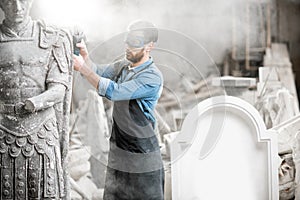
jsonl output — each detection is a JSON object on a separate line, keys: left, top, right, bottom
{"left": 0, "top": 0, "right": 73, "bottom": 199}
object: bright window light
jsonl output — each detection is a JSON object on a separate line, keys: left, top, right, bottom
{"left": 36, "top": 0, "right": 101, "bottom": 27}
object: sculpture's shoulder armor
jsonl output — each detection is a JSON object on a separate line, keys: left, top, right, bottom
{"left": 37, "top": 20, "right": 73, "bottom": 73}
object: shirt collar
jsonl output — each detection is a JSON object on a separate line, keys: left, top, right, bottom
{"left": 128, "top": 57, "right": 153, "bottom": 73}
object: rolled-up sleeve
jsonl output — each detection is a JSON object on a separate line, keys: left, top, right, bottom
{"left": 97, "top": 71, "right": 162, "bottom": 101}
{"left": 98, "top": 77, "right": 111, "bottom": 96}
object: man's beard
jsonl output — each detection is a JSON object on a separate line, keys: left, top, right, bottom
{"left": 126, "top": 48, "right": 144, "bottom": 64}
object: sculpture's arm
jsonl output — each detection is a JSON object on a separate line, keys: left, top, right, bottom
{"left": 24, "top": 83, "right": 66, "bottom": 113}
{"left": 23, "top": 26, "right": 72, "bottom": 113}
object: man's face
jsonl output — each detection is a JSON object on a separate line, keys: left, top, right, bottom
{"left": 125, "top": 45, "right": 145, "bottom": 64}
{"left": 0, "top": 0, "right": 33, "bottom": 24}
{"left": 124, "top": 31, "right": 147, "bottom": 64}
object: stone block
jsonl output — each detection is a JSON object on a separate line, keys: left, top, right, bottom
{"left": 256, "top": 81, "right": 283, "bottom": 95}
{"left": 69, "top": 147, "right": 91, "bottom": 166}
{"left": 92, "top": 188, "right": 104, "bottom": 200}
{"left": 76, "top": 174, "right": 98, "bottom": 200}
{"left": 71, "top": 190, "right": 82, "bottom": 200}
{"left": 264, "top": 43, "right": 292, "bottom": 67}
{"left": 69, "top": 161, "right": 91, "bottom": 181}
{"left": 259, "top": 67, "right": 280, "bottom": 82}
{"left": 212, "top": 76, "right": 256, "bottom": 87}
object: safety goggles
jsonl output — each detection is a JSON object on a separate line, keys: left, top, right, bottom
{"left": 124, "top": 32, "right": 148, "bottom": 48}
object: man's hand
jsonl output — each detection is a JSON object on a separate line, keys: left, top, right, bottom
{"left": 72, "top": 40, "right": 100, "bottom": 89}
{"left": 73, "top": 40, "right": 91, "bottom": 72}
{"left": 77, "top": 40, "right": 89, "bottom": 61}
{"left": 73, "top": 54, "right": 85, "bottom": 72}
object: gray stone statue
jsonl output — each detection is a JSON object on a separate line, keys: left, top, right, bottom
{"left": 0, "top": 0, "right": 73, "bottom": 199}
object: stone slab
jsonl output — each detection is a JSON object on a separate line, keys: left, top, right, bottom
{"left": 212, "top": 76, "right": 256, "bottom": 87}
{"left": 171, "top": 96, "right": 279, "bottom": 200}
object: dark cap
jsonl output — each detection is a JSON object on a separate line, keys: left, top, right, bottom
{"left": 125, "top": 20, "right": 158, "bottom": 48}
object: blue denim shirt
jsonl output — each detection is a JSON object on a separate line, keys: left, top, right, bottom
{"left": 92, "top": 57, "right": 163, "bottom": 123}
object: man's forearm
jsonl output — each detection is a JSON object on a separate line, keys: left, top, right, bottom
{"left": 79, "top": 63, "right": 100, "bottom": 89}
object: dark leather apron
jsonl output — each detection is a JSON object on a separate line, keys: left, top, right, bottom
{"left": 103, "top": 63, "right": 164, "bottom": 200}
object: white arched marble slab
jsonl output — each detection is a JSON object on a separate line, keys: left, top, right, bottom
{"left": 171, "top": 95, "right": 278, "bottom": 200}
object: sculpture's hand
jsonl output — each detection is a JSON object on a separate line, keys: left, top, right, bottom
{"left": 24, "top": 99, "right": 36, "bottom": 113}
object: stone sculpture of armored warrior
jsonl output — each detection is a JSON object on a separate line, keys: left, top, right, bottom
{"left": 0, "top": 0, "right": 73, "bottom": 199}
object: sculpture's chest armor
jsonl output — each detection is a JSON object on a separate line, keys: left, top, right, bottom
{"left": 0, "top": 32, "right": 51, "bottom": 104}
